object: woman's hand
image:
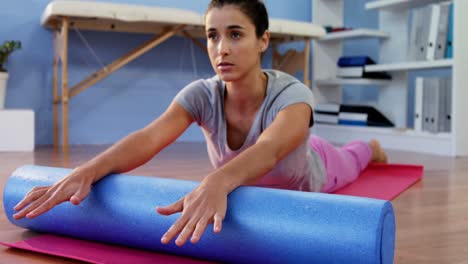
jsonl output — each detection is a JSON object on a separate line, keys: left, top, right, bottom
{"left": 12, "top": 167, "right": 96, "bottom": 220}
{"left": 156, "top": 176, "right": 228, "bottom": 246}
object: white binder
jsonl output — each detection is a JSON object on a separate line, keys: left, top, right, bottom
{"left": 408, "top": 6, "right": 432, "bottom": 61}
{"left": 437, "top": 78, "right": 447, "bottom": 132}
{"left": 427, "top": 3, "right": 450, "bottom": 60}
{"left": 422, "top": 78, "right": 440, "bottom": 133}
{"left": 444, "top": 77, "right": 452, "bottom": 132}
{"left": 414, "top": 77, "right": 424, "bottom": 132}
{"left": 426, "top": 4, "right": 441, "bottom": 60}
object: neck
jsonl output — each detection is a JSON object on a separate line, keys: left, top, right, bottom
{"left": 224, "top": 68, "right": 267, "bottom": 112}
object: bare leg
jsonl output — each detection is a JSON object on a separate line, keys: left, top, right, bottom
{"left": 369, "top": 139, "right": 388, "bottom": 163}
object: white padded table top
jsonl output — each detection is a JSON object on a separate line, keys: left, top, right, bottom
{"left": 41, "top": 1, "right": 325, "bottom": 40}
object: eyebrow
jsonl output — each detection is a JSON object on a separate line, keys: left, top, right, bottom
{"left": 206, "top": 25, "right": 245, "bottom": 32}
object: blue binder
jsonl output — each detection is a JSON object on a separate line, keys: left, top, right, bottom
{"left": 445, "top": 3, "right": 453, "bottom": 58}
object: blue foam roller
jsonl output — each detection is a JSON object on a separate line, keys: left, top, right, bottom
{"left": 3, "top": 165, "right": 395, "bottom": 263}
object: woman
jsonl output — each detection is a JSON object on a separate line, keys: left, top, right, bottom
{"left": 13, "top": 0, "right": 387, "bottom": 247}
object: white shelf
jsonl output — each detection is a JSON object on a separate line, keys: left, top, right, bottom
{"left": 312, "top": 124, "right": 453, "bottom": 156}
{"left": 315, "top": 78, "right": 391, "bottom": 86}
{"left": 365, "top": 59, "right": 453, "bottom": 72}
{"left": 318, "top": 29, "right": 389, "bottom": 41}
{"left": 365, "top": 0, "right": 446, "bottom": 10}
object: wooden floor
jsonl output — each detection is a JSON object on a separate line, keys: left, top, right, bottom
{"left": 0, "top": 142, "right": 467, "bottom": 264}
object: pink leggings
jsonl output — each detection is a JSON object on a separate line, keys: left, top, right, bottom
{"left": 309, "top": 135, "right": 372, "bottom": 193}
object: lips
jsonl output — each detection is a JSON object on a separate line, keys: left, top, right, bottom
{"left": 217, "top": 62, "right": 234, "bottom": 67}
{"left": 217, "top": 61, "right": 234, "bottom": 71}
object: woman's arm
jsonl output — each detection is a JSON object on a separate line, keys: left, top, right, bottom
{"left": 158, "top": 103, "right": 311, "bottom": 246}
{"left": 13, "top": 102, "right": 193, "bottom": 219}
{"left": 84, "top": 102, "right": 194, "bottom": 182}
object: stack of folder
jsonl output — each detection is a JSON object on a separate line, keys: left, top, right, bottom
{"left": 314, "top": 103, "right": 394, "bottom": 127}
{"left": 336, "top": 56, "right": 391, "bottom": 79}
{"left": 408, "top": 2, "right": 453, "bottom": 61}
{"left": 338, "top": 112, "right": 368, "bottom": 126}
{"left": 314, "top": 103, "right": 340, "bottom": 125}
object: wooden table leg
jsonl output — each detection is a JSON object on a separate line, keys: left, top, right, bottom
{"left": 304, "top": 38, "right": 311, "bottom": 87}
{"left": 61, "top": 17, "right": 69, "bottom": 153}
{"left": 53, "top": 27, "right": 59, "bottom": 149}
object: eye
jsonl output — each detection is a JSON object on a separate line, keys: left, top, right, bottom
{"left": 231, "top": 31, "right": 241, "bottom": 39}
{"left": 207, "top": 33, "right": 218, "bottom": 41}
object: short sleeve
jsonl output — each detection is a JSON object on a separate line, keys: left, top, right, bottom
{"left": 273, "top": 83, "right": 315, "bottom": 127}
{"left": 173, "top": 79, "right": 214, "bottom": 126}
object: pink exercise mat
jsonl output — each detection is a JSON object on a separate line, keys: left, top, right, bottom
{"left": 332, "top": 163, "right": 423, "bottom": 200}
{"left": 0, "top": 234, "right": 214, "bottom": 264}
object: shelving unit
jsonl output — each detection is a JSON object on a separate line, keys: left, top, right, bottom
{"left": 315, "top": 78, "right": 391, "bottom": 86}
{"left": 318, "top": 28, "right": 389, "bottom": 41}
{"left": 311, "top": 0, "right": 468, "bottom": 156}
{"left": 365, "top": 59, "right": 453, "bottom": 72}
{"left": 365, "top": 0, "right": 445, "bottom": 10}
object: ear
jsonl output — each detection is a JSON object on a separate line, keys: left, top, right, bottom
{"left": 259, "top": 30, "right": 270, "bottom": 53}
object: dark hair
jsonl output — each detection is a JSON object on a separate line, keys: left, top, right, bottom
{"left": 206, "top": 0, "right": 269, "bottom": 38}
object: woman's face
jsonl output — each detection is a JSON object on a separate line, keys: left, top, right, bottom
{"left": 205, "top": 5, "right": 269, "bottom": 82}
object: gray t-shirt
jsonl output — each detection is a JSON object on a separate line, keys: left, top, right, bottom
{"left": 174, "top": 70, "right": 326, "bottom": 192}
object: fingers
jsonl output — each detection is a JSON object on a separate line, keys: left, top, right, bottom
{"left": 191, "top": 216, "right": 210, "bottom": 244}
{"left": 161, "top": 212, "right": 224, "bottom": 246}
{"left": 13, "top": 186, "right": 48, "bottom": 211}
{"left": 13, "top": 184, "right": 87, "bottom": 220}
{"left": 13, "top": 190, "right": 56, "bottom": 220}
{"left": 70, "top": 184, "right": 91, "bottom": 205}
{"left": 156, "top": 199, "right": 183, "bottom": 216}
{"left": 213, "top": 212, "right": 224, "bottom": 233}
{"left": 161, "top": 215, "right": 189, "bottom": 245}
{"left": 24, "top": 193, "right": 68, "bottom": 219}
{"left": 162, "top": 215, "right": 208, "bottom": 246}
{"left": 157, "top": 187, "right": 228, "bottom": 246}
{"left": 175, "top": 218, "right": 199, "bottom": 246}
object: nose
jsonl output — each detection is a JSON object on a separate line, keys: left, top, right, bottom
{"left": 217, "top": 37, "right": 230, "bottom": 56}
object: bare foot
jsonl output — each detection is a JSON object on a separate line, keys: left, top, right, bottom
{"left": 369, "top": 139, "right": 388, "bottom": 163}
